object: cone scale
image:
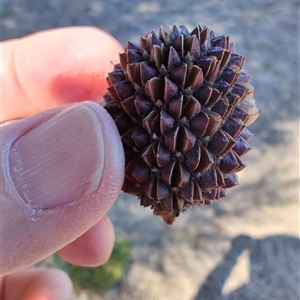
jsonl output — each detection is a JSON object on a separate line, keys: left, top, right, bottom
{"left": 104, "top": 24, "right": 260, "bottom": 224}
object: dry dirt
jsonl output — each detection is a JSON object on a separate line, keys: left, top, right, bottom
{"left": 2, "top": 1, "right": 299, "bottom": 299}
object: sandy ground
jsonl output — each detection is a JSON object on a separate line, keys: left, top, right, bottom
{"left": 2, "top": 0, "right": 299, "bottom": 299}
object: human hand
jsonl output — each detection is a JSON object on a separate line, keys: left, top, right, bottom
{"left": 1, "top": 27, "right": 124, "bottom": 299}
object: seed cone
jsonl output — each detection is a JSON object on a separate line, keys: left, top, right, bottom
{"left": 104, "top": 24, "right": 259, "bottom": 225}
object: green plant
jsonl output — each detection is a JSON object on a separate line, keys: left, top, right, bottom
{"left": 52, "top": 237, "right": 131, "bottom": 294}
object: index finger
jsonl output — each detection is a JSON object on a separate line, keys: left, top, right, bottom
{"left": 1, "top": 26, "right": 122, "bottom": 121}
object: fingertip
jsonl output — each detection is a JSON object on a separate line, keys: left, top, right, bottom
{"left": 57, "top": 215, "right": 115, "bottom": 267}
{"left": 23, "top": 269, "right": 73, "bottom": 300}
{"left": 2, "top": 26, "right": 123, "bottom": 120}
{"left": 1, "top": 268, "right": 73, "bottom": 300}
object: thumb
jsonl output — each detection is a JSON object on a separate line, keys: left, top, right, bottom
{"left": 0, "top": 101, "right": 124, "bottom": 276}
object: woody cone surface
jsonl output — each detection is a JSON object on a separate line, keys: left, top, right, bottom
{"left": 104, "top": 24, "right": 260, "bottom": 224}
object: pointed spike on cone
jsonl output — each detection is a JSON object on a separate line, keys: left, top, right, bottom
{"left": 150, "top": 45, "right": 164, "bottom": 70}
{"left": 189, "top": 35, "right": 201, "bottom": 59}
{"left": 180, "top": 25, "right": 190, "bottom": 36}
{"left": 156, "top": 142, "right": 172, "bottom": 167}
{"left": 199, "top": 167, "right": 218, "bottom": 189}
{"left": 170, "top": 63, "right": 187, "bottom": 89}
{"left": 196, "top": 146, "right": 214, "bottom": 174}
{"left": 114, "top": 113, "right": 133, "bottom": 135}
{"left": 231, "top": 107, "right": 249, "bottom": 122}
{"left": 177, "top": 126, "right": 197, "bottom": 153}
{"left": 220, "top": 131, "right": 237, "bottom": 156}
{"left": 206, "top": 57, "right": 221, "bottom": 82}
{"left": 185, "top": 65, "right": 204, "bottom": 91}
{"left": 172, "top": 24, "right": 181, "bottom": 40}
{"left": 127, "top": 63, "right": 142, "bottom": 87}
{"left": 232, "top": 151, "right": 246, "bottom": 172}
{"left": 228, "top": 54, "right": 245, "bottom": 69}
{"left": 205, "top": 110, "right": 222, "bottom": 137}
{"left": 181, "top": 95, "right": 201, "bottom": 120}
{"left": 240, "top": 127, "right": 253, "bottom": 141}
{"left": 163, "top": 127, "right": 179, "bottom": 152}
{"left": 233, "top": 137, "right": 251, "bottom": 156}
{"left": 139, "top": 36, "right": 149, "bottom": 53}
{"left": 220, "top": 150, "right": 240, "bottom": 174}
{"left": 127, "top": 50, "right": 143, "bottom": 64}
{"left": 225, "top": 173, "right": 239, "bottom": 188}
{"left": 211, "top": 98, "right": 229, "bottom": 118}
{"left": 127, "top": 41, "right": 140, "bottom": 51}
{"left": 202, "top": 189, "right": 217, "bottom": 202}
{"left": 222, "top": 117, "right": 245, "bottom": 138}
{"left": 107, "top": 85, "right": 121, "bottom": 104}
{"left": 157, "top": 180, "right": 171, "bottom": 200}
{"left": 159, "top": 25, "right": 171, "bottom": 44}
{"left": 207, "top": 130, "right": 229, "bottom": 157}
{"left": 175, "top": 163, "right": 190, "bottom": 188}
{"left": 103, "top": 92, "right": 114, "bottom": 104}
{"left": 193, "top": 86, "right": 213, "bottom": 106}
{"left": 232, "top": 84, "right": 247, "bottom": 98}
{"left": 156, "top": 197, "right": 174, "bottom": 214}
{"left": 174, "top": 195, "right": 185, "bottom": 211}
{"left": 160, "top": 110, "right": 176, "bottom": 135}
{"left": 134, "top": 94, "right": 154, "bottom": 118}
{"left": 211, "top": 35, "right": 227, "bottom": 48}
{"left": 119, "top": 52, "right": 128, "bottom": 71}
{"left": 179, "top": 181, "right": 194, "bottom": 202}
{"left": 168, "top": 95, "right": 183, "bottom": 120}
{"left": 107, "top": 70, "right": 126, "bottom": 85}
{"left": 219, "top": 68, "right": 237, "bottom": 85}
{"left": 168, "top": 46, "right": 182, "bottom": 69}
{"left": 215, "top": 166, "right": 225, "bottom": 188}
{"left": 144, "top": 178, "right": 157, "bottom": 199}
{"left": 208, "top": 47, "right": 225, "bottom": 61}
{"left": 213, "top": 81, "right": 230, "bottom": 98}
{"left": 199, "top": 27, "right": 208, "bottom": 46}
{"left": 121, "top": 95, "right": 139, "bottom": 119}
{"left": 238, "top": 72, "right": 251, "bottom": 84}
{"left": 140, "top": 62, "right": 158, "bottom": 85}
{"left": 164, "top": 77, "right": 179, "bottom": 102}
{"left": 190, "top": 24, "right": 202, "bottom": 41}
{"left": 142, "top": 110, "right": 158, "bottom": 135}
{"left": 160, "top": 160, "right": 176, "bottom": 185}
{"left": 220, "top": 50, "right": 232, "bottom": 71}
{"left": 172, "top": 34, "right": 184, "bottom": 57}
{"left": 132, "top": 159, "right": 151, "bottom": 184}
{"left": 184, "top": 143, "right": 201, "bottom": 172}
{"left": 122, "top": 129, "right": 136, "bottom": 149}
{"left": 131, "top": 126, "right": 150, "bottom": 149}
{"left": 193, "top": 181, "right": 203, "bottom": 202}
{"left": 141, "top": 142, "right": 157, "bottom": 168}
{"left": 113, "top": 63, "right": 122, "bottom": 71}
{"left": 190, "top": 111, "right": 210, "bottom": 137}
{"left": 114, "top": 81, "right": 135, "bottom": 102}
{"left": 151, "top": 31, "right": 163, "bottom": 47}
{"left": 145, "top": 77, "right": 164, "bottom": 103}
{"left": 196, "top": 57, "right": 213, "bottom": 79}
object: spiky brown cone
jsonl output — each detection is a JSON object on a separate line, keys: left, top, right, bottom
{"left": 104, "top": 24, "right": 259, "bottom": 224}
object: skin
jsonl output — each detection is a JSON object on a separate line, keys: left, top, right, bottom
{"left": 1, "top": 27, "right": 124, "bottom": 299}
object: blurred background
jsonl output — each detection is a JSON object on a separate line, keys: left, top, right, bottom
{"left": 2, "top": 0, "right": 299, "bottom": 299}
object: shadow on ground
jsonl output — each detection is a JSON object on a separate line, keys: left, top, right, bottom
{"left": 194, "top": 235, "right": 300, "bottom": 300}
